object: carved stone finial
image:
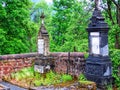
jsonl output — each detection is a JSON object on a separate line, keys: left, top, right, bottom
{"left": 95, "top": 0, "right": 99, "bottom": 10}
{"left": 40, "top": 12, "right": 45, "bottom": 25}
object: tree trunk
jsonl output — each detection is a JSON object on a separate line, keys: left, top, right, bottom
{"left": 115, "top": 0, "right": 120, "bottom": 49}
{"left": 117, "top": 1, "right": 120, "bottom": 25}
{"left": 107, "top": 0, "right": 115, "bottom": 24}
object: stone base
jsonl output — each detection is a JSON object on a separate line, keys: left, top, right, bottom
{"left": 86, "top": 74, "right": 112, "bottom": 88}
{"left": 85, "top": 56, "right": 112, "bottom": 87}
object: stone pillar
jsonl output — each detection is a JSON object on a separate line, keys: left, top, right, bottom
{"left": 37, "top": 13, "right": 49, "bottom": 56}
{"left": 85, "top": 7, "right": 112, "bottom": 88}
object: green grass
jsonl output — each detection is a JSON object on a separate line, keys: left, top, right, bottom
{"left": 61, "top": 74, "right": 73, "bottom": 82}
{"left": 79, "top": 81, "right": 95, "bottom": 84}
{"left": 7, "top": 66, "right": 73, "bottom": 87}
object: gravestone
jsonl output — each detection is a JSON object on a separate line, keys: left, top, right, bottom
{"left": 34, "top": 13, "right": 50, "bottom": 73}
{"left": 37, "top": 13, "right": 49, "bottom": 56}
{"left": 85, "top": 6, "right": 112, "bottom": 87}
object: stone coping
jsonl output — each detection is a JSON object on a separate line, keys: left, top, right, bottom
{"left": 0, "top": 53, "right": 38, "bottom": 60}
{"left": 0, "top": 52, "right": 84, "bottom": 60}
{"left": 50, "top": 52, "right": 84, "bottom": 57}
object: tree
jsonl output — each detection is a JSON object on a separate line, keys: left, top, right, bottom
{"left": 30, "top": 0, "right": 53, "bottom": 52}
{"left": 31, "top": 0, "right": 52, "bottom": 23}
{"left": 102, "top": 0, "right": 120, "bottom": 49}
{"left": 51, "top": 0, "right": 75, "bottom": 46}
{"left": 0, "top": 0, "right": 37, "bottom": 54}
{"left": 101, "top": 0, "right": 120, "bottom": 87}
{"left": 111, "top": 0, "right": 120, "bottom": 49}
{"left": 51, "top": 0, "right": 92, "bottom": 52}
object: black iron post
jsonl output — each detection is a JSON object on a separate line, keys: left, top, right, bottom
{"left": 67, "top": 52, "right": 70, "bottom": 74}
{"left": 85, "top": 5, "right": 112, "bottom": 87}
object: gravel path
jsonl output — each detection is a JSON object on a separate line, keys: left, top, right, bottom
{"left": 0, "top": 81, "right": 27, "bottom": 90}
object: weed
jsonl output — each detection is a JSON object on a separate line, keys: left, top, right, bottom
{"left": 61, "top": 74, "right": 73, "bottom": 82}
{"left": 78, "top": 73, "right": 87, "bottom": 81}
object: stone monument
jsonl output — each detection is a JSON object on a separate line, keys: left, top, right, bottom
{"left": 37, "top": 13, "right": 49, "bottom": 56}
{"left": 85, "top": 1, "right": 112, "bottom": 87}
{"left": 34, "top": 13, "right": 50, "bottom": 73}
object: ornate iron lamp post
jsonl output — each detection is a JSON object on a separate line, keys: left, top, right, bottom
{"left": 85, "top": 1, "right": 112, "bottom": 87}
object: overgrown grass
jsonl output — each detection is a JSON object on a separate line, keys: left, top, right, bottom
{"left": 78, "top": 74, "right": 95, "bottom": 85}
{"left": 5, "top": 66, "right": 73, "bottom": 87}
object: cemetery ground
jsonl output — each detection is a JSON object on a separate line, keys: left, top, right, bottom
{"left": 0, "top": 61, "right": 119, "bottom": 90}
{"left": 1, "top": 0, "right": 120, "bottom": 89}
{"left": 1, "top": 66, "right": 97, "bottom": 90}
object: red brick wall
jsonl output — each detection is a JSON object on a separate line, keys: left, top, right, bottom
{"left": 0, "top": 53, "right": 37, "bottom": 79}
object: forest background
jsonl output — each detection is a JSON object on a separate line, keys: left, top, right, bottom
{"left": 0, "top": 0, "right": 120, "bottom": 87}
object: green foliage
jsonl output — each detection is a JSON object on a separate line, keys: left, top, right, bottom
{"left": 61, "top": 74, "right": 73, "bottom": 82}
{"left": 78, "top": 73, "right": 96, "bottom": 86}
{"left": 33, "top": 79, "right": 42, "bottom": 86}
{"left": 46, "top": 70, "right": 56, "bottom": 79}
{"left": 0, "top": 0, "right": 37, "bottom": 54}
{"left": 106, "top": 84, "right": 113, "bottom": 90}
{"left": 34, "top": 72, "right": 41, "bottom": 79}
{"left": 84, "top": 52, "right": 89, "bottom": 59}
{"left": 79, "top": 81, "right": 94, "bottom": 85}
{"left": 102, "top": 0, "right": 120, "bottom": 49}
{"left": 102, "top": 0, "right": 120, "bottom": 87}
{"left": 9, "top": 68, "right": 73, "bottom": 87}
{"left": 105, "top": 17, "right": 120, "bottom": 49}
{"left": 10, "top": 66, "right": 35, "bottom": 80}
{"left": 50, "top": 0, "right": 90, "bottom": 52}
{"left": 33, "top": 71, "right": 73, "bottom": 86}
{"left": 31, "top": 0, "right": 53, "bottom": 52}
{"left": 44, "top": 71, "right": 60, "bottom": 85}
{"left": 78, "top": 73, "right": 87, "bottom": 81}
{"left": 0, "top": 29, "right": 6, "bottom": 54}
{"left": 31, "top": 0, "right": 52, "bottom": 24}
{"left": 110, "top": 49, "right": 120, "bottom": 87}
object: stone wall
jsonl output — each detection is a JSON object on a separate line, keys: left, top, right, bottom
{"left": 51, "top": 52, "right": 85, "bottom": 77}
{"left": 0, "top": 53, "right": 37, "bottom": 79}
{"left": 0, "top": 52, "right": 85, "bottom": 80}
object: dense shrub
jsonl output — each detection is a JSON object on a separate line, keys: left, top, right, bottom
{"left": 110, "top": 49, "right": 120, "bottom": 87}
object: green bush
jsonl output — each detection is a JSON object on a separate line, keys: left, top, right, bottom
{"left": 61, "top": 74, "right": 73, "bottom": 82}
{"left": 33, "top": 80, "right": 42, "bottom": 86}
{"left": 46, "top": 70, "right": 56, "bottom": 79}
{"left": 34, "top": 72, "right": 41, "bottom": 79}
{"left": 110, "top": 49, "right": 120, "bottom": 87}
